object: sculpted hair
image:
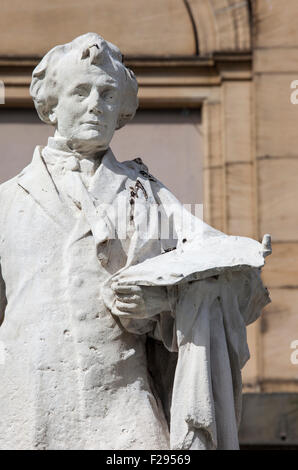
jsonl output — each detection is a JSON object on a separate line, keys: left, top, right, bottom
{"left": 30, "top": 32, "right": 139, "bottom": 129}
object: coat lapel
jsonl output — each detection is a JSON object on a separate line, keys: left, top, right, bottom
{"left": 17, "top": 146, "right": 71, "bottom": 231}
{"left": 87, "top": 148, "right": 135, "bottom": 243}
{"left": 89, "top": 148, "right": 133, "bottom": 205}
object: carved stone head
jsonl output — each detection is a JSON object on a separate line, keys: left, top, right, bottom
{"left": 30, "top": 33, "right": 138, "bottom": 153}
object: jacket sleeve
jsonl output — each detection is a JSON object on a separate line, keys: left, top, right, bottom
{"left": 0, "top": 262, "right": 7, "bottom": 326}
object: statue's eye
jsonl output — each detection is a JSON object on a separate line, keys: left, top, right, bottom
{"left": 74, "top": 86, "right": 89, "bottom": 97}
{"left": 101, "top": 89, "right": 116, "bottom": 103}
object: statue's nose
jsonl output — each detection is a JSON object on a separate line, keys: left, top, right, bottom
{"left": 89, "top": 105, "right": 102, "bottom": 116}
{"left": 88, "top": 90, "right": 103, "bottom": 115}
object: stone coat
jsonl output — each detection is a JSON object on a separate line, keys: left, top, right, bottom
{"left": 0, "top": 144, "right": 269, "bottom": 450}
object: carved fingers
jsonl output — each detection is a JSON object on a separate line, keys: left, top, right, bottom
{"left": 111, "top": 282, "right": 170, "bottom": 319}
{"left": 262, "top": 234, "right": 272, "bottom": 258}
{"left": 111, "top": 283, "right": 146, "bottom": 317}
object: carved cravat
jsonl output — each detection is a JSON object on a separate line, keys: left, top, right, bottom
{"left": 42, "top": 137, "right": 113, "bottom": 247}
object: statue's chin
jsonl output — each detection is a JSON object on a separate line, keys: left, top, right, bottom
{"left": 68, "top": 131, "right": 110, "bottom": 155}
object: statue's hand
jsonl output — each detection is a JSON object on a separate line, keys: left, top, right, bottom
{"left": 111, "top": 282, "right": 170, "bottom": 319}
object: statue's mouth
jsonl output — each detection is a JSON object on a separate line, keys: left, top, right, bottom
{"left": 83, "top": 120, "right": 105, "bottom": 127}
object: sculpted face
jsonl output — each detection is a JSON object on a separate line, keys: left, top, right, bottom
{"left": 51, "top": 57, "right": 121, "bottom": 156}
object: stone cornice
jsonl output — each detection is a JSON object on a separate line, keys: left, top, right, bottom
{"left": 0, "top": 53, "right": 252, "bottom": 108}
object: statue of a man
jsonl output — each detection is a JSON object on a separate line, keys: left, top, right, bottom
{"left": 0, "top": 33, "right": 270, "bottom": 450}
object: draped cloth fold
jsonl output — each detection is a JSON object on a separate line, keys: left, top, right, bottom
{"left": 103, "top": 246, "right": 270, "bottom": 450}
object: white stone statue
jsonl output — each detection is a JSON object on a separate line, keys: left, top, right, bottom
{"left": 0, "top": 33, "right": 271, "bottom": 450}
